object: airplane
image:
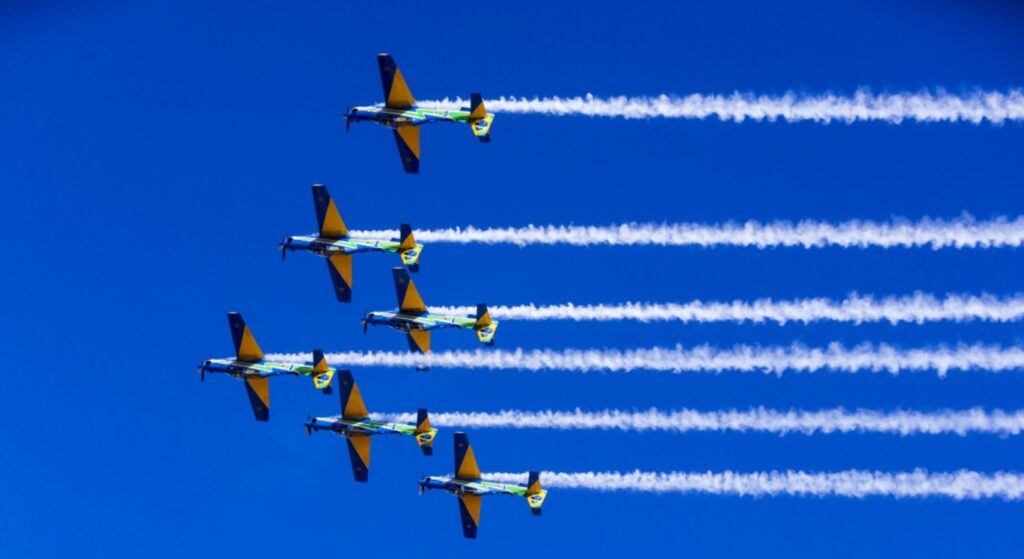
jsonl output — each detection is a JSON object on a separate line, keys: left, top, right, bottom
{"left": 198, "top": 312, "right": 336, "bottom": 421}
{"left": 419, "top": 432, "right": 547, "bottom": 539}
{"left": 280, "top": 184, "right": 423, "bottom": 302}
{"left": 303, "top": 369, "right": 436, "bottom": 482}
{"left": 345, "top": 53, "right": 494, "bottom": 173}
{"left": 362, "top": 267, "right": 498, "bottom": 354}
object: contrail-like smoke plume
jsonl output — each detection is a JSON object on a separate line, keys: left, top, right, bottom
{"left": 430, "top": 292, "right": 1024, "bottom": 325}
{"left": 350, "top": 215, "right": 1024, "bottom": 250}
{"left": 422, "top": 89, "right": 1024, "bottom": 124}
{"left": 267, "top": 342, "right": 1024, "bottom": 377}
{"left": 482, "top": 470, "right": 1024, "bottom": 501}
{"left": 371, "top": 407, "right": 1024, "bottom": 437}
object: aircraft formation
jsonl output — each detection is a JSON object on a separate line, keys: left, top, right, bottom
{"left": 199, "top": 54, "right": 538, "bottom": 539}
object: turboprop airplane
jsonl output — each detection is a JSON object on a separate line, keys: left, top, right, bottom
{"left": 344, "top": 53, "right": 494, "bottom": 173}
{"left": 280, "top": 184, "right": 422, "bottom": 302}
{"left": 362, "top": 267, "right": 498, "bottom": 354}
{"left": 304, "top": 369, "right": 436, "bottom": 482}
{"left": 419, "top": 432, "right": 547, "bottom": 539}
{"left": 198, "top": 312, "right": 336, "bottom": 421}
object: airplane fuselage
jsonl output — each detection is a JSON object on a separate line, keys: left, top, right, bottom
{"left": 282, "top": 234, "right": 419, "bottom": 257}
{"left": 347, "top": 105, "right": 474, "bottom": 129}
{"left": 418, "top": 476, "right": 530, "bottom": 498}
{"left": 363, "top": 310, "right": 476, "bottom": 333}
{"left": 305, "top": 416, "right": 425, "bottom": 438}
{"left": 199, "top": 358, "right": 319, "bottom": 379}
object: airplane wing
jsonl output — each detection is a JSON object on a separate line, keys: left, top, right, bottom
{"left": 393, "top": 126, "right": 420, "bottom": 174}
{"left": 336, "top": 370, "right": 369, "bottom": 419}
{"left": 405, "top": 330, "right": 430, "bottom": 354}
{"left": 243, "top": 376, "right": 270, "bottom": 422}
{"left": 228, "top": 312, "right": 264, "bottom": 361}
{"left": 454, "top": 432, "right": 482, "bottom": 480}
{"left": 377, "top": 53, "right": 416, "bottom": 109}
{"left": 345, "top": 435, "right": 371, "bottom": 482}
{"left": 325, "top": 254, "right": 353, "bottom": 303}
{"left": 312, "top": 184, "right": 348, "bottom": 238}
{"left": 457, "top": 495, "right": 481, "bottom": 539}
{"left": 392, "top": 267, "right": 427, "bottom": 313}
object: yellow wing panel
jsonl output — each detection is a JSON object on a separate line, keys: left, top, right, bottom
{"left": 320, "top": 199, "right": 348, "bottom": 238}
{"left": 456, "top": 446, "right": 481, "bottom": 480}
{"left": 236, "top": 326, "right": 263, "bottom": 361}
{"left": 387, "top": 69, "right": 416, "bottom": 109}
{"left": 407, "top": 330, "right": 430, "bottom": 354}
{"left": 458, "top": 495, "right": 482, "bottom": 539}
{"left": 343, "top": 381, "right": 369, "bottom": 419}
{"left": 396, "top": 125, "right": 421, "bottom": 159}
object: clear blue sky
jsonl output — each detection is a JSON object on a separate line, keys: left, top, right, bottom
{"left": 2, "top": 1, "right": 1023, "bottom": 556}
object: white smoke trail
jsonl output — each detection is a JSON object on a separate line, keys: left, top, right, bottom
{"left": 482, "top": 470, "right": 1024, "bottom": 501}
{"left": 371, "top": 407, "right": 1024, "bottom": 437}
{"left": 430, "top": 292, "right": 1024, "bottom": 326}
{"left": 350, "top": 215, "right": 1024, "bottom": 250}
{"left": 423, "top": 89, "right": 1024, "bottom": 124}
{"left": 266, "top": 342, "right": 1024, "bottom": 377}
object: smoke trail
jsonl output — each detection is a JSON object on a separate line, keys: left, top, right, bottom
{"left": 349, "top": 215, "right": 1024, "bottom": 250}
{"left": 422, "top": 89, "right": 1024, "bottom": 124}
{"left": 266, "top": 342, "right": 1024, "bottom": 377}
{"left": 482, "top": 470, "right": 1024, "bottom": 501}
{"left": 371, "top": 407, "right": 1024, "bottom": 437}
{"left": 430, "top": 292, "right": 1024, "bottom": 326}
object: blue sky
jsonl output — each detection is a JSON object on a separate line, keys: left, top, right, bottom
{"left": 2, "top": 0, "right": 1023, "bottom": 556}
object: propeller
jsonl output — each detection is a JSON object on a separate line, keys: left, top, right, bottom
{"left": 362, "top": 310, "right": 370, "bottom": 335}
{"left": 418, "top": 472, "right": 425, "bottom": 495}
{"left": 197, "top": 363, "right": 206, "bottom": 382}
{"left": 345, "top": 107, "right": 354, "bottom": 132}
{"left": 279, "top": 237, "right": 288, "bottom": 261}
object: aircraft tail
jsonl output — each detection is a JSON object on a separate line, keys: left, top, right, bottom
{"left": 468, "top": 93, "right": 493, "bottom": 142}
{"left": 525, "top": 471, "right": 547, "bottom": 516}
{"left": 311, "top": 349, "right": 334, "bottom": 394}
{"left": 473, "top": 304, "right": 498, "bottom": 346}
{"left": 398, "top": 224, "right": 421, "bottom": 272}
{"left": 413, "top": 408, "right": 437, "bottom": 456}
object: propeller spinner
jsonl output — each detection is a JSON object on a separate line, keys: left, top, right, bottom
{"left": 279, "top": 237, "right": 288, "bottom": 261}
